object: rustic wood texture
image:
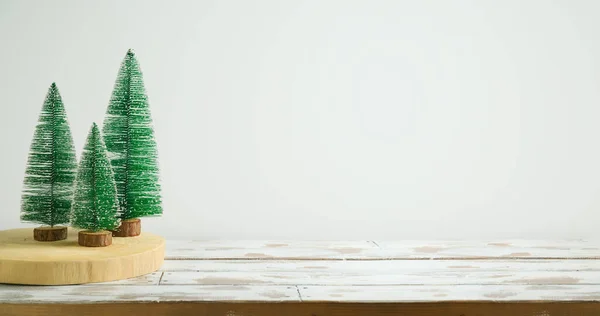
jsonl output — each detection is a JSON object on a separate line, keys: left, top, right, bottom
{"left": 3, "top": 238, "right": 600, "bottom": 315}
{"left": 33, "top": 226, "right": 67, "bottom": 242}
{"left": 0, "top": 285, "right": 299, "bottom": 302}
{"left": 165, "top": 239, "right": 600, "bottom": 259}
{"left": 112, "top": 218, "right": 141, "bottom": 237}
{"left": 5, "top": 302, "right": 600, "bottom": 316}
{"left": 160, "top": 270, "right": 600, "bottom": 285}
{"left": 159, "top": 258, "right": 600, "bottom": 272}
{"left": 78, "top": 230, "right": 112, "bottom": 247}
{"left": 0, "top": 228, "right": 164, "bottom": 285}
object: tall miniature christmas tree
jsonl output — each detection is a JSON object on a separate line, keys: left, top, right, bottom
{"left": 71, "top": 123, "right": 120, "bottom": 247}
{"left": 102, "top": 49, "right": 162, "bottom": 237}
{"left": 21, "top": 83, "right": 77, "bottom": 242}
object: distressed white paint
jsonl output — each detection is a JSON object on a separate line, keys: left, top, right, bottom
{"left": 166, "top": 239, "right": 600, "bottom": 260}
{"left": 0, "top": 285, "right": 300, "bottom": 303}
{"left": 3, "top": 284, "right": 600, "bottom": 303}
{"left": 375, "top": 240, "right": 600, "bottom": 259}
{"left": 298, "top": 285, "right": 600, "bottom": 302}
{"left": 5, "top": 240, "right": 600, "bottom": 304}
{"left": 160, "top": 270, "right": 599, "bottom": 285}
{"left": 160, "top": 259, "right": 600, "bottom": 273}
{"left": 95, "top": 272, "right": 162, "bottom": 285}
{"left": 165, "top": 240, "right": 380, "bottom": 260}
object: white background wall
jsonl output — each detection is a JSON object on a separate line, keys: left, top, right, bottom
{"left": 1, "top": 0, "right": 600, "bottom": 240}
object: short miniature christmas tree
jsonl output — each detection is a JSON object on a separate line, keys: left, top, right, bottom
{"left": 71, "top": 123, "right": 120, "bottom": 247}
{"left": 102, "top": 49, "right": 162, "bottom": 236}
{"left": 21, "top": 83, "right": 77, "bottom": 241}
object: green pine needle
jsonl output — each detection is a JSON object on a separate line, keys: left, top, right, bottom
{"left": 71, "top": 123, "right": 120, "bottom": 232}
{"left": 21, "top": 83, "right": 77, "bottom": 227}
{"left": 102, "top": 49, "right": 162, "bottom": 220}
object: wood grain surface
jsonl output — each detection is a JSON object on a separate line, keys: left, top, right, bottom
{"left": 4, "top": 302, "right": 600, "bottom": 316}
{"left": 33, "top": 226, "right": 67, "bottom": 242}
{"left": 3, "top": 238, "right": 600, "bottom": 315}
{"left": 0, "top": 228, "right": 164, "bottom": 285}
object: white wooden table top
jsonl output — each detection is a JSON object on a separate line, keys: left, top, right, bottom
{"left": 3, "top": 238, "right": 600, "bottom": 304}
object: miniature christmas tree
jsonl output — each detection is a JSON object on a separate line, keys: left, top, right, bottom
{"left": 21, "top": 83, "right": 77, "bottom": 241}
{"left": 71, "top": 123, "right": 120, "bottom": 247}
{"left": 102, "top": 49, "right": 162, "bottom": 237}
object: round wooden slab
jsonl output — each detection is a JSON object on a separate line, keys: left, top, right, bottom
{"left": 0, "top": 228, "right": 165, "bottom": 285}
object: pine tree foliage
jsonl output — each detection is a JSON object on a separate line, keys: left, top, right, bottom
{"left": 71, "top": 123, "right": 120, "bottom": 232}
{"left": 102, "top": 49, "right": 162, "bottom": 220}
{"left": 21, "top": 83, "right": 77, "bottom": 227}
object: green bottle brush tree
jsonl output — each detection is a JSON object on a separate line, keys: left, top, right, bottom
{"left": 71, "top": 123, "right": 120, "bottom": 247}
{"left": 102, "top": 49, "right": 162, "bottom": 237}
{"left": 21, "top": 83, "right": 77, "bottom": 242}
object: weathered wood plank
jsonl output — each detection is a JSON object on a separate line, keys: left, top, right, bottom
{"left": 93, "top": 271, "right": 161, "bottom": 285}
{"left": 27, "top": 259, "right": 597, "bottom": 286}
{"left": 375, "top": 240, "right": 600, "bottom": 259}
{"left": 160, "top": 259, "right": 600, "bottom": 273}
{"left": 5, "top": 239, "right": 600, "bottom": 307}
{"left": 165, "top": 239, "right": 600, "bottom": 260}
{"left": 0, "top": 285, "right": 300, "bottom": 303}
{"left": 159, "top": 270, "right": 600, "bottom": 285}
{"left": 299, "top": 285, "right": 600, "bottom": 302}
{"left": 4, "top": 284, "right": 600, "bottom": 304}
{"left": 165, "top": 240, "right": 380, "bottom": 260}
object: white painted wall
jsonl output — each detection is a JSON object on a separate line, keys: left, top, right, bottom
{"left": 1, "top": 0, "right": 600, "bottom": 240}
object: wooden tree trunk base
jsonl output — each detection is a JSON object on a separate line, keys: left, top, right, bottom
{"left": 78, "top": 230, "right": 112, "bottom": 247}
{"left": 112, "top": 218, "right": 141, "bottom": 237}
{"left": 33, "top": 226, "right": 67, "bottom": 242}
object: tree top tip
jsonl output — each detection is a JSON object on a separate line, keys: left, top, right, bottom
{"left": 91, "top": 122, "right": 100, "bottom": 134}
{"left": 127, "top": 49, "right": 135, "bottom": 56}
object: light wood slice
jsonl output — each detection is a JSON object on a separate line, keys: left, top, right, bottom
{"left": 0, "top": 228, "right": 164, "bottom": 285}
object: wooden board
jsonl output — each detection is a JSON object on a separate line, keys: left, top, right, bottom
{"left": 7, "top": 302, "right": 600, "bottom": 316}
{"left": 159, "top": 258, "right": 600, "bottom": 272}
{"left": 165, "top": 239, "right": 600, "bottom": 259}
{"left": 0, "top": 228, "right": 165, "bottom": 285}
{"left": 159, "top": 270, "right": 600, "bottom": 285}
{"left": 299, "top": 284, "right": 600, "bottom": 301}
{"left": 1, "top": 284, "right": 600, "bottom": 303}
{"left": 165, "top": 240, "right": 381, "bottom": 260}
{"left": 4, "top": 239, "right": 600, "bottom": 315}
